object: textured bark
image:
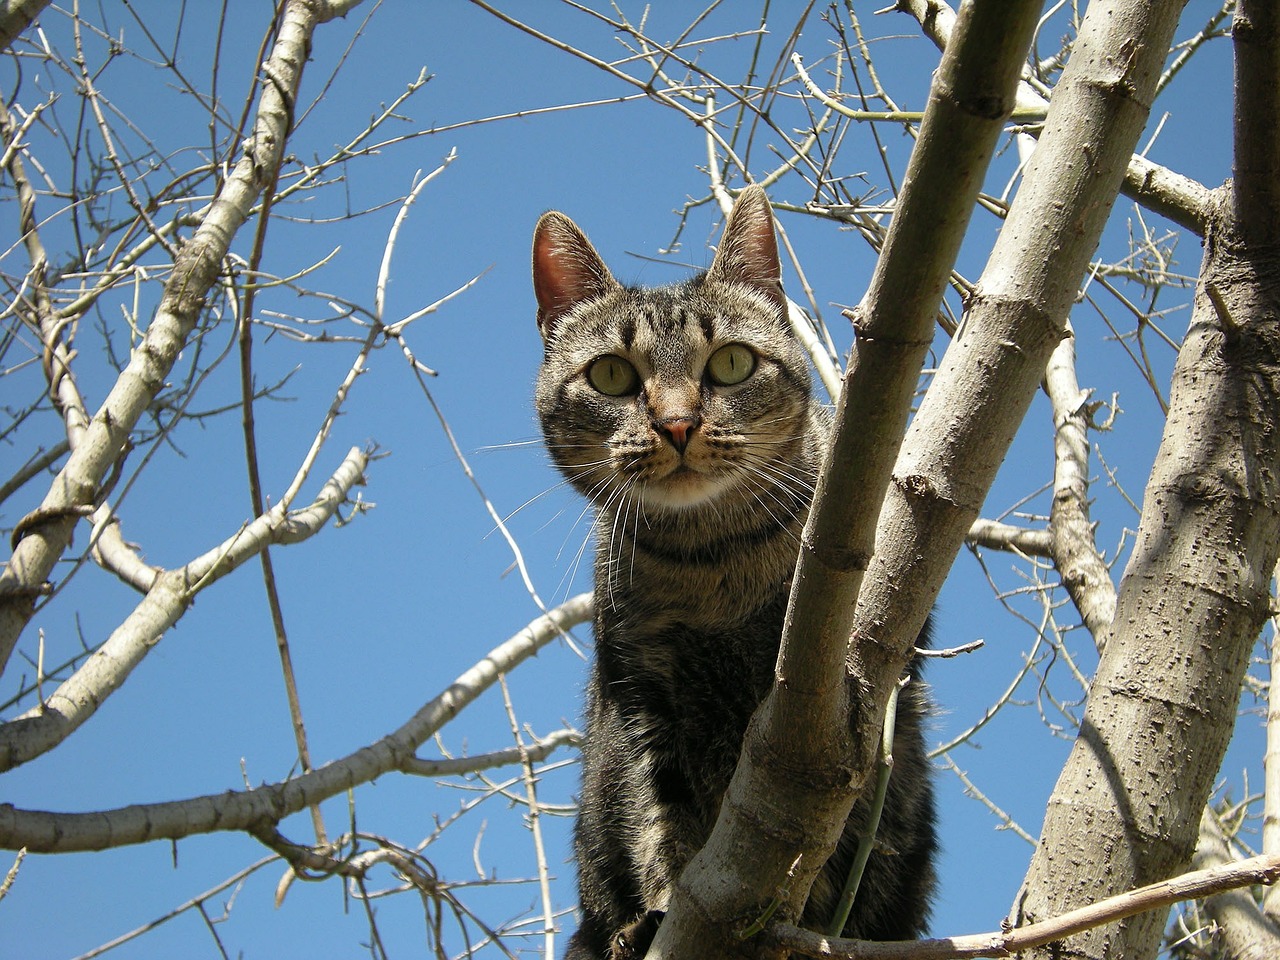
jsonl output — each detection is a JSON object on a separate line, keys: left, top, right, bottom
{"left": 647, "top": 4, "right": 1044, "bottom": 958}
{"left": 1012, "top": 2, "right": 1280, "bottom": 957}
{"left": 847, "top": 0, "right": 1188, "bottom": 731}
{"left": 1015, "top": 211, "right": 1280, "bottom": 957}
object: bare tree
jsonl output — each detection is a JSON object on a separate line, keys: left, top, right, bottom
{"left": 1, "top": 2, "right": 1277, "bottom": 959}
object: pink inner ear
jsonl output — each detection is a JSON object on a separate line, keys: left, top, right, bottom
{"left": 710, "top": 189, "right": 785, "bottom": 311}
{"left": 532, "top": 213, "right": 614, "bottom": 334}
{"left": 532, "top": 234, "right": 573, "bottom": 324}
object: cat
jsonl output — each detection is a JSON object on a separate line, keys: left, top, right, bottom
{"left": 531, "top": 186, "right": 936, "bottom": 960}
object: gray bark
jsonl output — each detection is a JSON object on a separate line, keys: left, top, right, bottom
{"left": 1012, "top": 7, "right": 1280, "bottom": 956}
{"left": 647, "top": 2, "right": 1046, "bottom": 957}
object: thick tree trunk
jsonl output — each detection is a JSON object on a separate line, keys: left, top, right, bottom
{"left": 1013, "top": 4, "right": 1280, "bottom": 958}
{"left": 1012, "top": 186, "right": 1280, "bottom": 960}
{"left": 645, "top": 3, "right": 1043, "bottom": 955}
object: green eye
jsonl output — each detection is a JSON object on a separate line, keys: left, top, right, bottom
{"left": 588, "top": 355, "right": 639, "bottom": 396}
{"left": 706, "top": 343, "right": 756, "bottom": 386}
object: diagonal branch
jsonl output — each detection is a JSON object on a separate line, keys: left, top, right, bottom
{"left": 0, "top": 593, "right": 591, "bottom": 852}
{"left": 0, "top": 448, "right": 369, "bottom": 772}
{"left": 771, "top": 852, "right": 1280, "bottom": 960}
{"left": 896, "top": 0, "right": 1214, "bottom": 235}
{"left": 649, "top": 3, "right": 1045, "bottom": 956}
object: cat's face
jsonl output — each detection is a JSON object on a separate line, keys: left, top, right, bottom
{"left": 532, "top": 188, "right": 813, "bottom": 516}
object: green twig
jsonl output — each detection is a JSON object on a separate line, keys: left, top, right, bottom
{"left": 826, "top": 677, "right": 906, "bottom": 936}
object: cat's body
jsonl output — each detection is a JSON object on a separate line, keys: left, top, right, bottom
{"left": 532, "top": 188, "right": 936, "bottom": 960}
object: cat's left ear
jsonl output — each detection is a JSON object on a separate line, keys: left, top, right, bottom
{"left": 532, "top": 211, "right": 620, "bottom": 339}
{"left": 707, "top": 186, "right": 786, "bottom": 314}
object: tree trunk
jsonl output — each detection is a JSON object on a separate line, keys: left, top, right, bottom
{"left": 1013, "top": 3, "right": 1280, "bottom": 957}
{"left": 1013, "top": 186, "right": 1280, "bottom": 960}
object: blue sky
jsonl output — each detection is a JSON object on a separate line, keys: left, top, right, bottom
{"left": 0, "top": 2, "right": 1254, "bottom": 957}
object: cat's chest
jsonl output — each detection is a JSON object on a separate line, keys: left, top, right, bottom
{"left": 600, "top": 551, "right": 791, "bottom": 636}
{"left": 595, "top": 589, "right": 785, "bottom": 729}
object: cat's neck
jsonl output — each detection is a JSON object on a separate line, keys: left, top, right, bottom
{"left": 593, "top": 431, "right": 821, "bottom": 632}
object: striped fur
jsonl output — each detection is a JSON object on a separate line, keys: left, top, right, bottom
{"left": 534, "top": 188, "right": 935, "bottom": 959}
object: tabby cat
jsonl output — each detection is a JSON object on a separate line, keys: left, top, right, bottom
{"left": 532, "top": 187, "right": 936, "bottom": 960}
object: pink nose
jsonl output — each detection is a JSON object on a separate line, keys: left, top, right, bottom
{"left": 659, "top": 415, "right": 700, "bottom": 454}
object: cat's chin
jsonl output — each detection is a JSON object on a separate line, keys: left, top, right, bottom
{"left": 642, "top": 468, "right": 733, "bottom": 510}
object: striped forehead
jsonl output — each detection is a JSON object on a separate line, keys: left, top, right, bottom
{"left": 617, "top": 288, "right": 710, "bottom": 342}
{"left": 619, "top": 288, "right": 717, "bottom": 368}
{"left": 550, "top": 280, "right": 783, "bottom": 373}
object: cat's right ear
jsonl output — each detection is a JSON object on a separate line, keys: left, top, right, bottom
{"left": 532, "top": 212, "right": 619, "bottom": 339}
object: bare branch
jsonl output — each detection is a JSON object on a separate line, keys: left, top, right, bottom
{"left": 771, "top": 853, "right": 1280, "bottom": 959}
{"left": 400, "top": 728, "right": 581, "bottom": 777}
{"left": 1046, "top": 327, "right": 1117, "bottom": 645}
{"left": 0, "top": 0, "right": 358, "bottom": 670}
{"left": 1268, "top": 594, "right": 1280, "bottom": 923}
{"left": 0, "top": 593, "right": 591, "bottom": 851}
{"left": 0, "top": 448, "right": 369, "bottom": 772}
{"left": 895, "top": 0, "right": 1214, "bottom": 234}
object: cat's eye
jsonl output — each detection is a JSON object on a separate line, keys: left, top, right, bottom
{"left": 588, "top": 355, "right": 639, "bottom": 396}
{"left": 706, "top": 343, "right": 756, "bottom": 387}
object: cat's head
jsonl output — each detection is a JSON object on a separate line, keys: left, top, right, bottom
{"left": 531, "top": 187, "right": 814, "bottom": 516}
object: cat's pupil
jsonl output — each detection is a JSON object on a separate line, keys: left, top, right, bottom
{"left": 707, "top": 343, "right": 755, "bottom": 386}
{"left": 588, "top": 355, "right": 638, "bottom": 396}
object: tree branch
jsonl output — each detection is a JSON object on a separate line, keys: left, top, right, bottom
{"left": 1015, "top": 171, "right": 1280, "bottom": 960}
{"left": 0, "top": 448, "right": 369, "bottom": 772}
{"left": 0, "top": 593, "right": 591, "bottom": 851}
{"left": 650, "top": 3, "right": 1045, "bottom": 955}
{"left": 0, "top": 0, "right": 363, "bottom": 673}
{"left": 1046, "top": 326, "right": 1118, "bottom": 645}
{"left": 1191, "top": 808, "right": 1280, "bottom": 960}
{"left": 771, "top": 852, "right": 1280, "bottom": 959}
{"left": 896, "top": 0, "right": 1214, "bottom": 235}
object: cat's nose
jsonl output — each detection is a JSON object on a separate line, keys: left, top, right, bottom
{"left": 658, "top": 415, "right": 701, "bottom": 454}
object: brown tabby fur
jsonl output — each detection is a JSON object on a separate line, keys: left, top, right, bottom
{"left": 532, "top": 187, "right": 936, "bottom": 959}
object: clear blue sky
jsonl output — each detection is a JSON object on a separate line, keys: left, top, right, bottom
{"left": 0, "top": 2, "right": 1252, "bottom": 958}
